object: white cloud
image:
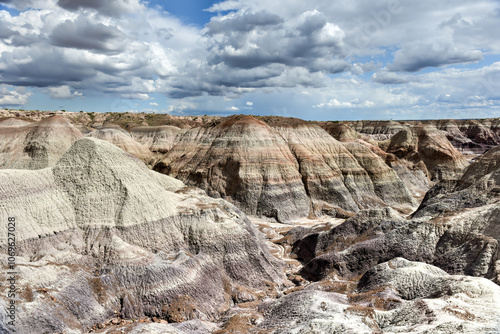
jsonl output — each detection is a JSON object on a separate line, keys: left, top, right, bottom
{"left": 246, "top": 101, "right": 253, "bottom": 106}
{"left": 121, "top": 93, "right": 150, "bottom": 100}
{"left": 166, "top": 101, "right": 197, "bottom": 115}
{"left": 0, "top": 85, "right": 32, "bottom": 105}
{"left": 56, "top": 0, "right": 144, "bottom": 17}
{"left": 48, "top": 85, "right": 82, "bottom": 99}
{"left": 388, "top": 32, "right": 483, "bottom": 72}
{"left": 314, "top": 98, "right": 374, "bottom": 108}
{"left": 0, "top": 0, "right": 57, "bottom": 10}
{"left": 149, "top": 102, "right": 159, "bottom": 106}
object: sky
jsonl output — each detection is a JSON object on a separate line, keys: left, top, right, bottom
{"left": 0, "top": 0, "right": 499, "bottom": 120}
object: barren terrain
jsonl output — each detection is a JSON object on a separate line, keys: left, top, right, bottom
{"left": 0, "top": 110, "right": 499, "bottom": 333}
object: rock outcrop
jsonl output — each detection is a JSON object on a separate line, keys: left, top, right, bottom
{"left": 347, "top": 118, "right": 500, "bottom": 156}
{"left": 357, "top": 258, "right": 500, "bottom": 333}
{"left": 295, "top": 202, "right": 499, "bottom": 283}
{"left": 349, "top": 120, "right": 408, "bottom": 141}
{"left": 320, "top": 122, "right": 363, "bottom": 142}
{"left": 256, "top": 289, "right": 373, "bottom": 333}
{"left": 435, "top": 119, "right": 500, "bottom": 155}
{"left": 414, "top": 143, "right": 500, "bottom": 219}
{"left": 0, "top": 138, "right": 283, "bottom": 334}
{"left": 252, "top": 258, "right": 500, "bottom": 334}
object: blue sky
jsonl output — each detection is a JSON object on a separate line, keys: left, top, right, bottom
{"left": 150, "top": 0, "right": 218, "bottom": 26}
{"left": 0, "top": 0, "right": 499, "bottom": 120}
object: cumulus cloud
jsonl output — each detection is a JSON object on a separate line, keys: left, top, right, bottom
{"left": 206, "top": 9, "right": 347, "bottom": 74}
{"left": 388, "top": 33, "right": 483, "bottom": 72}
{"left": 48, "top": 85, "right": 82, "bottom": 99}
{"left": 50, "top": 16, "right": 125, "bottom": 52}
{"left": 0, "top": 5, "right": 194, "bottom": 93}
{"left": 0, "top": 21, "right": 17, "bottom": 39}
{"left": 56, "top": 0, "right": 142, "bottom": 17}
{"left": 167, "top": 101, "right": 197, "bottom": 114}
{"left": 419, "top": 62, "right": 500, "bottom": 101}
{"left": 0, "top": 0, "right": 56, "bottom": 10}
{"left": 205, "top": 1, "right": 245, "bottom": 12}
{"left": 314, "top": 98, "right": 374, "bottom": 108}
{"left": 0, "top": 85, "right": 32, "bottom": 105}
{"left": 206, "top": 10, "right": 283, "bottom": 35}
{"left": 121, "top": 93, "right": 150, "bottom": 100}
{"left": 372, "top": 71, "right": 412, "bottom": 84}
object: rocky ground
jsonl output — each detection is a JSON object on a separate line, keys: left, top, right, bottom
{"left": 0, "top": 110, "right": 499, "bottom": 333}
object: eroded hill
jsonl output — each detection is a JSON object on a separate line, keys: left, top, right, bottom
{"left": 0, "top": 110, "right": 499, "bottom": 333}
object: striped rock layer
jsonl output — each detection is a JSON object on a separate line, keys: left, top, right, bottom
{"left": 131, "top": 125, "right": 182, "bottom": 154}
{"left": 155, "top": 116, "right": 416, "bottom": 222}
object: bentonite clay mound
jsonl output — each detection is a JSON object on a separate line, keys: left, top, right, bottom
{"left": 348, "top": 118, "right": 500, "bottom": 153}
{"left": 130, "top": 125, "right": 182, "bottom": 153}
{"left": 155, "top": 115, "right": 418, "bottom": 222}
{"left": 435, "top": 118, "right": 500, "bottom": 155}
{"left": 273, "top": 119, "right": 417, "bottom": 214}
{"left": 0, "top": 115, "right": 83, "bottom": 169}
{"left": 0, "top": 138, "right": 283, "bottom": 334}
{"left": 414, "top": 143, "right": 500, "bottom": 221}
{"left": 86, "top": 128, "right": 155, "bottom": 165}
{"left": 154, "top": 115, "right": 311, "bottom": 222}
{"left": 384, "top": 125, "right": 469, "bottom": 181}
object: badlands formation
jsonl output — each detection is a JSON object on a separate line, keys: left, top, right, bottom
{"left": 0, "top": 110, "right": 499, "bottom": 333}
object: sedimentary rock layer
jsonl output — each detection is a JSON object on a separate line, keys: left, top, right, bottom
{"left": 385, "top": 125, "right": 469, "bottom": 180}
{"left": 131, "top": 125, "right": 182, "bottom": 153}
{"left": 348, "top": 118, "right": 500, "bottom": 155}
{"left": 275, "top": 120, "right": 417, "bottom": 214}
{"left": 155, "top": 116, "right": 418, "bottom": 222}
{"left": 155, "top": 116, "right": 311, "bottom": 222}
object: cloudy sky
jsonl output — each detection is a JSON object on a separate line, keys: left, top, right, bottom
{"left": 0, "top": 0, "right": 499, "bottom": 120}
